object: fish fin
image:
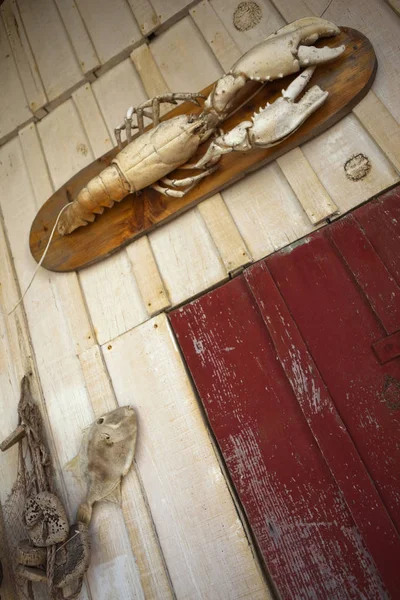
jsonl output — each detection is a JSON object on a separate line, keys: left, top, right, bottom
{"left": 103, "top": 483, "right": 122, "bottom": 505}
{"left": 77, "top": 501, "right": 92, "bottom": 525}
{"left": 65, "top": 454, "right": 80, "bottom": 474}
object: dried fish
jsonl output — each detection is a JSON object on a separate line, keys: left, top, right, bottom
{"left": 66, "top": 406, "right": 137, "bottom": 524}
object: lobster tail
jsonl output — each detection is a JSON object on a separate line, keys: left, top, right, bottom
{"left": 57, "top": 164, "right": 130, "bottom": 236}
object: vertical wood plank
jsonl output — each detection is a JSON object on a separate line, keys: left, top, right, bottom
{"left": 197, "top": 193, "right": 252, "bottom": 272}
{"left": 74, "top": 0, "right": 142, "bottom": 67}
{"left": 125, "top": 236, "right": 171, "bottom": 316}
{"left": 150, "top": 16, "right": 223, "bottom": 92}
{"left": 266, "top": 221, "right": 400, "bottom": 533}
{"left": 353, "top": 91, "right": 400, "bottom": 173}
{"left": 103, "top": 314, "right": 272, "bottom": 600}
{"left": 302, "top": 114, "right": 399, "bottom": 214}
{"left": 1, "top": 0, "right": 47, "bottom": 115}
{"left": 72, "top": 83, "right": 113, "bottom": 158}
{"left": 170, "top": 276, "right": 387, "bottom": 600}
{"left": 91, "top": 58, "right": 147, "bottom": 145}
{"left": 245, "top": 259, "right": 400, "bottom": 599}
{"left": 150, "top": 0, "right": 198, "bottom": 27}
{"left": 189, "top": 0, "right": 241, "bottom": 71}
{"left": 79, "top": 344, "right": 174, "bottom": 599}
{"left": 53, "top": 0, "right": 100, "bottom": 76}
{"left": 130, "top": 44, "right": 169, "bottom": 99}
{"left": 354, "top": 186, "right": 400, "bottom": 286}
{"left": 149, "top": 210, "right": 228, "bottom": 306}
{"left": 221, "top": 163, "right": 313, "bottom": 260}
{"left": 0, "top": 15, "right": 32, "bottom": 144}
{"left": 328, "top": 215, "right": 400, "bottom": 335}
{"left": 18, "top": 0, "right": 84, "bottom": 102}
{"left": 126, "top": 0, "right": 160, "bottom": 36}
{"left": 79, "top": 252, "right": 148, "bottom": 345}
{"left": 37, "top": 99, "right": 93, "bottom": 189}
{"left": 277, "top": 148, "right": 339, "bottom": 224}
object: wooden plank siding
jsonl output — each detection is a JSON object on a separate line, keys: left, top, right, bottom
{"left": 0, "top": 2, "right": 400, "bottom": 598}
{"left": 170, "top": 186, "right": 400, "bottom": 599}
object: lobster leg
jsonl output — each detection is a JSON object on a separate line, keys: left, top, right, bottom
{"left": 151, "top": 164, "right": 217, "bottom": 197}
{"left": 115, "top": 93, "right": 205, "bottom": 148}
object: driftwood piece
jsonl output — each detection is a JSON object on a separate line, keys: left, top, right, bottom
{"left": 0, "top": 425, "right": 26, "bottom": 451}
{"left": 30, "top": 27, "right": 376, "bottom": 272}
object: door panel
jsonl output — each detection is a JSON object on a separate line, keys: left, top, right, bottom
{"left": 170, "top": 186, "right": 400, "bottom": 599}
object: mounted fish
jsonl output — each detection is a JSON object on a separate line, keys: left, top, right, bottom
{"left": 30, "top": 18, "right": 377, "bottom": 272}
{"left": 66, "top": 406, "right": 138, "bottom": 525}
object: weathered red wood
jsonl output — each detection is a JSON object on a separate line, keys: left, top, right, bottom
{"left": 245, "top": 260, "right": 400, "bottom": 597}
{"left": 373, "top": 331, "right": 400, "bottom": 364}
{"left": 328, "top": 214, "right": 400, "bottom": 335}
{"left": 170, "top": 278, "right": 387, "bottom": 599}
{"left": 267, "top": 226, "right": 400, "bottom": 533}
{"left": 355, "top": 186, "right": 400, "bottom": 287}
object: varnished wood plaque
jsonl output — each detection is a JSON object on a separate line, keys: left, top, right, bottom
{"left": 30, "top": 28, "right": 376, "bottom": 272}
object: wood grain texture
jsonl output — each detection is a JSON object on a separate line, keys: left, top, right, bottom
{"left": 103, "top": 314, "right": 272, "bottom": 600}
{"left": 18, "top": 0, "right": 84, "bottom": 102}
{"left": 353, "top": 91, "right": 400, "bottom": 173}
{"left": 72, "top": 83, "right": 113, "bottom": 159}
{"left": 266, "top": 199, "right": 400, "bottom": 536}
{"left": 1, "top": 0, "right": 47, "bottom": 115}
{"left": 126, "top": 0, "right": 160, "bottom": 36}
{"left": 74, "top": 0, "right": 142, "bottom": 68}
{"left": 277, "top": 148, "right": 338, "bottom": 224}
{"left": 150, "top": 15, "right": 223, "bottom": 92}
{"left": 354, "top": 185, "right": 400, "bottom": 287}
{"left": 0, "top": 15, "right": 33, "bottom": 144}
{"left": 149, "top": 209, "right": 228, "bottom": 306}
{"left": 130, "top": 44, "right": 170, "bottom": 100}
{"left": 170, "top": 274, "right": 389, "bottom": 599}
{"left": 197, "top": 193, "right": 252, "bottom": 273}
{"left": 302, "top": 114, "right": 399, "bottom": 214}
{"left": 246, "top": 259, "right": 400, "bottom": 599}
{"left": 91, "top": 58, "right": 148, "bottom": 146}
{"left": 30, "top": 28, "right": 377, "bottom": 271}
{"left": 53, "top": 0, "right": 100, "bottom": 76}
{"left": 79, "top": 345, "right": 172, "bottom": 600}
{"left": 125, "top": 236, "right": 171, "bottom": 316}
{"left": 221, "top": 163, "right": 313, "bottom": 260}
{"left": 189, "top": 1, "right": 241, "bottom": 71}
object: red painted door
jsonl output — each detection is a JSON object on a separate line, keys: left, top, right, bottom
{"left": 170, "top": 186, "right": 400, "bottom": 599}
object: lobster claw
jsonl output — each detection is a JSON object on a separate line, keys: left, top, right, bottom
{"left": 205, "top": 17, "right": 345, "bottom": 119}
{"left": 231, "top": 17, "right": 345, "bottom": 82}
{"left": 196, "top": 67, "right": 328, "bottom": 169}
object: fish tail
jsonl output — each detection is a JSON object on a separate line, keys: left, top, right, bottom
{"left": 77, "top": 501, "right": 92, "bottom": 525}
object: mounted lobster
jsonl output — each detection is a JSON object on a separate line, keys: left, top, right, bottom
{"left": 57, "top": 17, "right": 345, "bottom": 236}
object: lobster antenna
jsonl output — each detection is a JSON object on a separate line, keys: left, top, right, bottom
{"left": 8, "top": 204, "right": 70, "bottom": 316}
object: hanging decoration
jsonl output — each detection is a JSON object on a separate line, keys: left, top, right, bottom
{"left": 29, "top": 18, "right": 377, "bottom": 272}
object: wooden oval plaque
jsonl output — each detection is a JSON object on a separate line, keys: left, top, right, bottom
{"left": 30, "top": 28, "right": 376, "bottom": 272}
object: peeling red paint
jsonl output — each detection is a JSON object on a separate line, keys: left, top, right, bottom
{"left": 170, "top": 186, "right": 400, "bottom": 599}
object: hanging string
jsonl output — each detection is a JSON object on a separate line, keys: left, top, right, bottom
{"left": 8, "top": 204, "right": 69, "bottom": 316}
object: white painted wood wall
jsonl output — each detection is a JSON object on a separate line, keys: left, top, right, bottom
{"left": 0, "top": 0, "right": 399, "bottom": 598}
